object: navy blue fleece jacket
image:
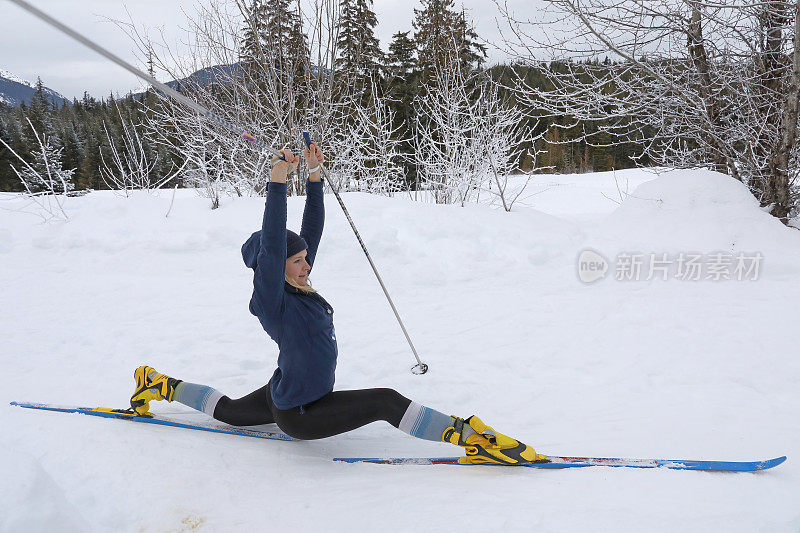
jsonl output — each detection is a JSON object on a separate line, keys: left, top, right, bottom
{"left": 241, "top": 180, "right": 337, "bottom": 410}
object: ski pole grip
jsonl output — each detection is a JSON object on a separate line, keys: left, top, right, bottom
{"left": 302, "top": 131, "right": 313, "bottom": 149}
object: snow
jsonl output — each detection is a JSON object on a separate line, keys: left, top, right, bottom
{"left": 0, "top": 69, "right": 35, "bottom": 88}
{"left": 0, "top": 447, "right": 89, "bottom": 532}
{"left": 2, "top": 168, "right": 799, "bottom": 532}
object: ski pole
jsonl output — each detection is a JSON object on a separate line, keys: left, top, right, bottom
{"left": 302, "top": 132, "right": 427, "bottom": 375}
{"left": 7, "top": 0, "right": 429, "bottom": 375}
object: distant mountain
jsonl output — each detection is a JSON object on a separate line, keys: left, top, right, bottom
{"left": 168, "top": 63, "right": 243, "bottom": 90}
{"left": 0, "top": 70, "right": 69, "bottom": 107}
{"left": 130, "top": 62, "right": 328, "bottom": 99}
{"left": 129, "top": 63, "right": 242, "bottom": 100}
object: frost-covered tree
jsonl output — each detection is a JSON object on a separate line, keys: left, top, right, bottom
{"left": 324, "top": 83, "right": 407, "bottom": 194}
{"left": 414, "top": 59, "right": 536, "bottom": 208}
{"left": 0, "top": 118, "right": 74, "bottom": 220}
{"left": 100, "top": 101, "right": 180, "bottom": 195}
{"left": 14, "top": 119, "right": 75, "bottom": 195}
{"left": 474, "top": 80, "right": 545, "bottom": 211}
{"left": 120, "top": 0, "right": 347, "bottom": 202}
{"left": 497, "top": 0, "right": 800, "bottom": 222}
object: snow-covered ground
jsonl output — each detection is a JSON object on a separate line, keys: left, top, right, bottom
{"left": 1, "top": 168, "right": 799, "bottom": 532}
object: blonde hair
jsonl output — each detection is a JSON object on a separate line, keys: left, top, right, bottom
{"left": 285, "top": 273, "right": 317, "bottom": 293}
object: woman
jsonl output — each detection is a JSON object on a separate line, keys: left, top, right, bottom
{"left": 130, "top": 142, "right": 543, "bottom": 465}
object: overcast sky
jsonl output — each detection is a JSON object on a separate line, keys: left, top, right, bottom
{"left": 0, "top": 0, "right": 539, "bottom": 100}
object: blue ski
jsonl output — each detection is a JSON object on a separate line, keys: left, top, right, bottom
{"left": 333, "top": 455, "right": 786, "bottom": 471}
{"left": 11, "top": 401, "right": 785, "bottom": 471}
{"left": 10, "top": 401, "right": 295, "bottom": 441}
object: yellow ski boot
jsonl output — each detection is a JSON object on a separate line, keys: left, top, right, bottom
{"left": 442, "top": 415, "right": 548, "bottom": 466}
{"left": 130, "top": 365, "right": 181, "bottom": 416}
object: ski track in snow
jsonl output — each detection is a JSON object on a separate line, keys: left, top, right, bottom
{"left": 2, "top": 168, "right": 799, "bottom": 532}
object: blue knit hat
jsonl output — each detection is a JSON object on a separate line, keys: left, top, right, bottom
{"left": 285, "top": 229, "right": 308, "bottom": 258}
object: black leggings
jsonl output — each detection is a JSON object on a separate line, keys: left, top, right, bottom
{"left": 212, "top": 383, "right": 412, "bottom": 440}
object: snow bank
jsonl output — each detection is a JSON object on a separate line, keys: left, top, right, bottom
{"left": 600, "top": 169, "right": 799, "bottom": 252}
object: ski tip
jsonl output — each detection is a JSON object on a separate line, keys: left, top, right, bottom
{"left": 765, "top": 456, "right": 787, "bottom": 469}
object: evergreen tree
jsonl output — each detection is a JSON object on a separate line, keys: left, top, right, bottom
{"left": 384, "top": 31, "right": 420, "bottom": 188}
{"left": 240, "top": 0, "right": 309, "bottom": 77}
{"left": 336, "top": 0, "right": 382, "bottom": 81}
{"left": 386, "top": 30, "right": 418, "bottom": 133}
{"left": 26, "top": 77, "right": 55, "bottom": 143}
{"left": 239, "top": 0, "right": 310, "bottom": 135}
{"left": 452, "top": 9, "right": 486, "bottom": 70}
{"left": 240, "top": 0, "right": 268, "bottom": 68}
{"left": 0, "top": 114, "right": 16, "bottom": 191}
{"left": 78, "top": 128, "right": 103, "bottom": 190}
{"left": 59, "top": 120, "right": 83, "bottom": 178}
{"left": 412, "top": 0, "right": 485, "bottom": 80}
{"left": 386, "top": 31, "right": 416, "bottom": 79}
{"left": 82, "top": 91, "right": 98, "bottom": 110}
{"left": 284, "top": 4, "right": 310, "bottom": 75}
{"left": 1, "top": 111, "right": 29, "bottom": 191}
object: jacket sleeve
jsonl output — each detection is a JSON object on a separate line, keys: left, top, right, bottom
{"left": 299, "top": 179, "right": 325, "bottom": 269}
{"left": 253, "top": 181, "right": 288, "bottom": 321}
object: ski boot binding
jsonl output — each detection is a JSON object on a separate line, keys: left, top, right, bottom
{"left": 443, "top": 415, "right": 548, "bottom": 466}
{"left": 130, "top": 365, "right": 180, "bottom": 416}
